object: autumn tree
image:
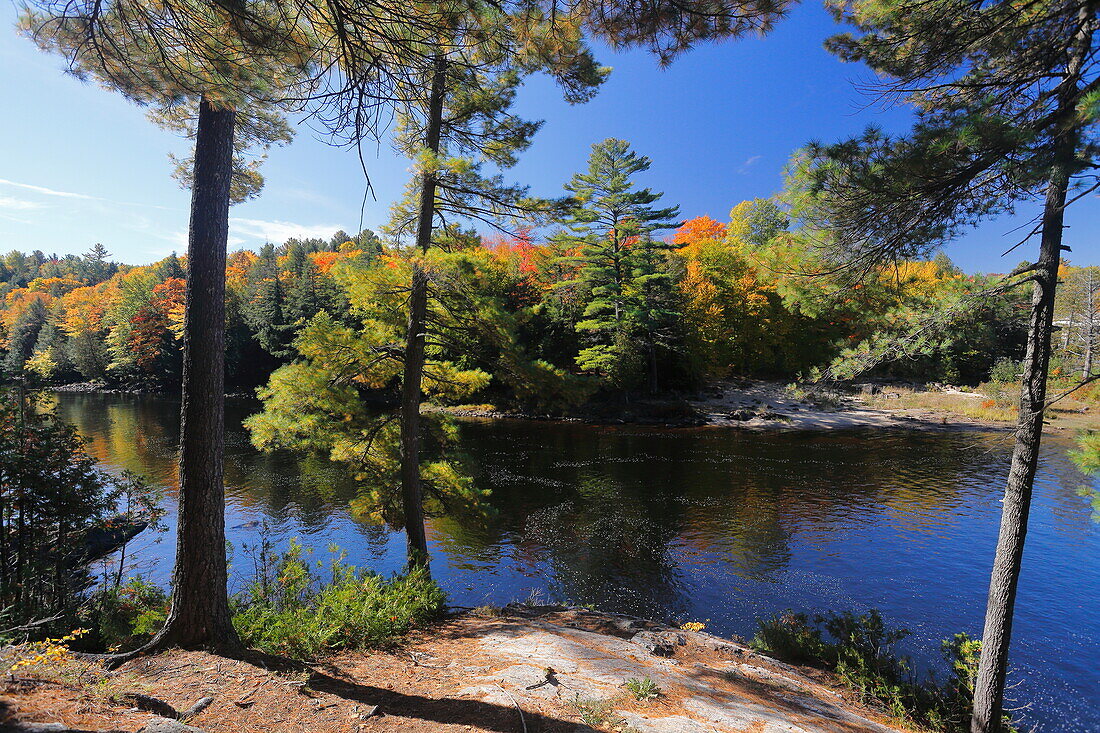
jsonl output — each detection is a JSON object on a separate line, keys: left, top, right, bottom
{"left": 787, "top": 0, "right": 1100, "bottom": 728}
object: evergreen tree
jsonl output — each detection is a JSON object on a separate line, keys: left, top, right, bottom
{"left": 244, "top": 243, "right": 291, "bottom": 358}
{"left": 66, "top": 331, "right": 110, "bottom": 381}
{"left": 26, "top": 317, "right": 70, "bottom": 381}
{"left": 552, "top": 138, "right": 681, "bottom": 390}
{"left": 383, "top": 8, "right": 607, "bottom": 567}
{"left": 356, "top": 229, "right": 384, "bottom": 261}
{"left": 19, "top": 0, "right": 322, "bottom": 656}
{"left": 84, "top": 243, "right": 115, "bottom": 284}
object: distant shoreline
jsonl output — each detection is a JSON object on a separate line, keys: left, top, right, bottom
{"left": 49, "top": 380, "right": 1093, "bottom": 434}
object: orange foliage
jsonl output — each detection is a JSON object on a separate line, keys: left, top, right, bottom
{"left": 129, "top": 278, "right": 186, "bottom": 370}
{"left": 309, "top": 250, "right": 362, "bottom": 274}
{"left": 59, "top": 284, "right": 113, "bottom": 336}
{"left": 1, "top": 291, "right": 51, "bottom": 340}
{"left": 226, "top": 250, "right": 259, "bottom": 289}
{"left": 27, "top": 277, "right": 84, "bottom": 296}
{"left": 673, "top": 216, "right": 726, "bottom": 246}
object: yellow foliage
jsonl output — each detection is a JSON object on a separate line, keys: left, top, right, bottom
{"left": 6, "top": 628, "right": 87, "bottom": 673}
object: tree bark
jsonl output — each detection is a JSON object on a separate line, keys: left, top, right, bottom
{"left": 970, "top": 11, "right": 1092, "bottom": 729}
{"left": 149, "top": 96, "right": 240, "bottom": 652}
{"left": 399, "top": 56, "right": 446, "bottom": 568}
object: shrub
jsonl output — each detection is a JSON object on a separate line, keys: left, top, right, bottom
{"left": 625, "top": 676, "right": 661, "bottom": 700}
{"left": 750, "top": 609, "right": 1014, "bottom": 733}
{"left": 750, "top": 611, "right": 827, "bottom": 664}
{"left": 988, "top": 358, "right": 1020, "bottom": 384}
{"left": 86, "top": 576, "right": 169, "bottom": 652}
{"left": 231, "top": 540, "right": 445, "bottom": 659}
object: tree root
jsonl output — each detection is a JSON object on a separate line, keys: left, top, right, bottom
{"left": 121, "top": 693, "right": 212, "bottom": 720}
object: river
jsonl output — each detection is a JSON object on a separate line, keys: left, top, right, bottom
{"left": 51, "top": 392, "right": 1100, "bottom": 731}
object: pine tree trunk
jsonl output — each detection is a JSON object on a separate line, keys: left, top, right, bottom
{"left": 399, "top": 56, "right": 446, "bottom": 569}
{"left": 152, "top": 96, "right": 240, "bottom": 652}
{"left": 970, "top": 19, "right": 1091, "bottom": 724}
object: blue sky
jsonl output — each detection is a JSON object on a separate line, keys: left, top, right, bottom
{"left": 1, "top": 2, "right": 1097, "bottom": 272}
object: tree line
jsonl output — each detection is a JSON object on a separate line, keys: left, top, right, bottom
{"left": 5, "top": 140, "right": 1083, "bottom": 401}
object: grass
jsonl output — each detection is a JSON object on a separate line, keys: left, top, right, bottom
{"left": 231, "top": 540, "right": 445, "bottom": 658}
{"left": 573, "top": 695, "right": 621, "bottom": 727}
{"left": 624, "top": 676, "right": 661, "bottom": 700}
{"left": 88, "top": 540, "right": 445, "bottom": 660}
{"left": 864, "top": 387, "right": 1019, "bottom": 422}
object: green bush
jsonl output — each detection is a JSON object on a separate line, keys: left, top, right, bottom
{"left": 231, "top": 540, "right": 445, "bottom": 659}
{"left": 988, "top": 358, "right": 1020, "bottom": 384}
{"left": 749, "top": 610, "right": 827, "bottom": 664}
{"left": 625, "top": 676, "right": 661, "bottom": 700}
{"left": 750, "top": 609, "right": 1014, "bottom": 733}
{"left": 86, "top": 576, "right": 169, "bottom": 652}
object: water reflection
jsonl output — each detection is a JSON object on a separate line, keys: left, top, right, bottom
{"left": 49, "top": 394, "right": 1100, "bottom": 732}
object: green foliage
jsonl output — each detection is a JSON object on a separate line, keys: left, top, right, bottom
{"left": 750, "top": 610, "right": 828, "bottom": 664}
{"left": 553, "top": 138, "right": 682, "bottom": 391}
{"left": 86, "top": 576, "right": 169, "bottom": 652}
{"left": 0, "top": 389, "right": 157, "bottom": 636}
{"left": 231, "top": 540, "right": 445, "bottom": 659}
{"left": 624, "top": 676, "right": 661, "bottom": 700}
{"left": 1068, "top": 431, "right": 1100, "bottom": 523}
{"left": 751, "top": 609, "right": 1013, "bottom": 732}
{"left": 245, "top": 257, "right": 493, "bottom": 526}
{"left": 988, "top": 358, "right": 1021, "bottom": 385}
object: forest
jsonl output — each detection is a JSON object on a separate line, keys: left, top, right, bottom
{"left": 10, "top": 178, "right": 1096, "bottom": 407}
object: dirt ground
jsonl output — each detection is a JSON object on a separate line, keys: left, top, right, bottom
{"left": 0, "top": 607, "right": 905, "bottom": 733}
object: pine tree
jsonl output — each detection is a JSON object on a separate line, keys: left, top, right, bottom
{"left": 20, "top": 0, "right": 318, "bottom": 657}
{"left": 84, "top": 243, "right": 114, "bottom": 284}
{"left": 376, "top": 6, "right": 607, "bottom": 565}
{"left": 244, "top": 243, "right": 292, "bottom": 358}
{"left": 3, "top": 299, "right": 49, "bottom": 376}
{"left": 552, "top": 138, "right": 680, "bottom": 390}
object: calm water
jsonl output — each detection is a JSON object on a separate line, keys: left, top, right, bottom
{"left": 52, "top": 392, "right": 1100, "bottom": 732}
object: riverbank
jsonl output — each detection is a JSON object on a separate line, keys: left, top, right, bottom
{"left": 432, "top": 381, "right": 1016, "bottom": 432}
{"left": 2, "top": 605, "right": 905, "bottom": 733}
{"left": 49, "top": 378, "right": 1098, "bottom": 433}
{"left": 436, "top": 378, "right": 1100, "bottom": 433}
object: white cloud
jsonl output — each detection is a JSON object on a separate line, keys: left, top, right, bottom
{"left": 0, "top": 195, "right": 45, "bottom": 211}
{"left": 0, "top": 178, "right": 97, "bottom": 200}
{"left": 230, "top": 217, "right": 341, "bottom": 245}
{"left": 0, "top": 178, "right": 171, "bottom": 211}
{"left": 737, "top": 155, "right": 763, "bottom": 175}
{"left": 0, "top": 212, "right": 34, "bottom": 225}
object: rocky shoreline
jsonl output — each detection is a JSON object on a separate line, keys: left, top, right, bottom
{"left": 1, "top": 604, "right": 906, "bottom": 733}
